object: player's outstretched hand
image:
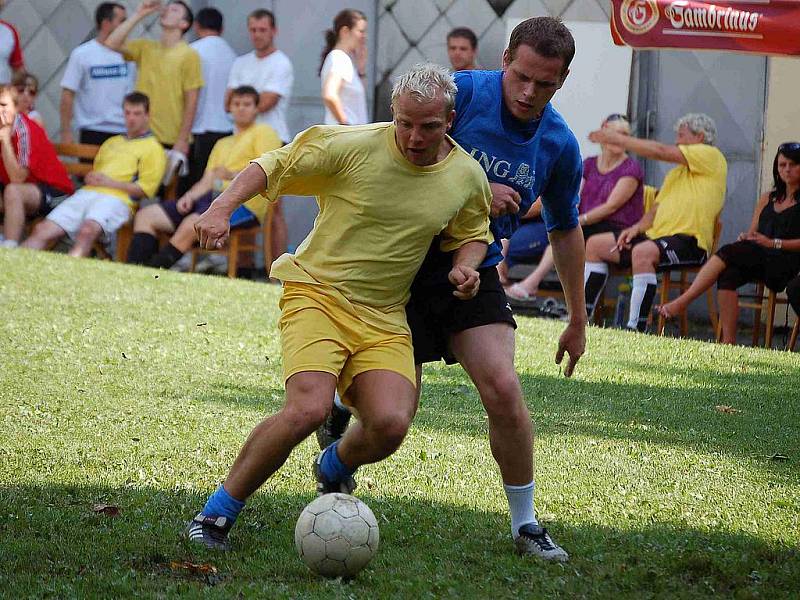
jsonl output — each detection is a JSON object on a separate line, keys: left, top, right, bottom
{"left": 555, "top": 320, "right": 585, "bottom": 377}
{"left": 488, "top": 182, "right": 521, "bottom": 218}
{"left": 194, "top": 205, "right": 230, "bottom": 250}
{"left": 449, "top": 265, "right": 480, "bottom": 300}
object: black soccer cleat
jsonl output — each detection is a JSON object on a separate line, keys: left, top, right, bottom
{"left": 185, "top": 513, "right": 233, "bottom": 551}
{"left": 514, "top": 523, "right": 569, "bottom": 562}
{"left": 315, "top": 403, "right": 352, "bottom": 450}
{"left": 313, "top": 448, "right": 357, "bottom": 496}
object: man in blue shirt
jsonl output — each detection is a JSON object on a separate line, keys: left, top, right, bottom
{"left": 319, "top": 17, "right": 587, "bottom": 562}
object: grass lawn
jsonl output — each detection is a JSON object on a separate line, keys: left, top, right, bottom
{"left": 1, "top": 248, "right": 798, "bottom": 599}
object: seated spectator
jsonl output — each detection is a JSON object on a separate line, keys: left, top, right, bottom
{"left": 660, "top": 142, "right": 800, "bottom": 343}
{"left": 320, "top": 9, "right": 368, "bottom": 126}
{"left": 0, "top": 85, "right": 73, "bottom": 248}
{"left": 23, "top": 92, "right": 165, "bottom": 257}
{"left": 13, "top": 71, "right": 44, "bottom": 129}
{"left": 496, "top": 199, "right": 547, "bottom": 286}
{"left": 126, "top": 86, "right": 281, "bottom": 268}
{"left": 505, "top": 114, "right": 644, "bottom": 301}
{"left": 447, "top": 27, "right": 478, "bottom": 71}
{"left": 583, "top": 112, "right": 727, "bottom": 331}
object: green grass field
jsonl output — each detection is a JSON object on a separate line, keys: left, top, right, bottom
{"left": 1, "top": 248, "right": 798, "bottom": 598}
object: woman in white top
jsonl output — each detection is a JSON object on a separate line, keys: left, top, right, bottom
{"left": 319, "top": 9, "right": 368, "bottom": 126}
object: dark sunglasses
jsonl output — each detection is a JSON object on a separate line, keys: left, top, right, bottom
{"left": 778, "top": 142, "right": 800, "bottom": 154}
{"left": 605, "top": 113, "right": 629, "bottom": 123}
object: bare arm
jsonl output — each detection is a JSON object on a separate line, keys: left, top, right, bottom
{"left": 195, "top": 163, "right": 268, "bottom": 249}
{"left": 321, "top": 73, "right": 348, "bottom": 124}
{"left": 742, "top": 192, "right": 770, "bottom": 238}
{"left": 103, "top": 2, "right": 159, "bottom": 51}
{"left": 589, "top": 129, "right": 687, "bottom": 165}
{"left": 449, "top": 240, "right": 487, "bottom": 300}
{"left": 549, "top": 226, "right": 587, "bottom": 377}
{"left": 581, "top": 176, "right": 639, "bottom": 226}
{"left": 84, "top": 172, "right": 146, "bottom": 198}
{"left": 1, "top": 137, "right": 28, "bottom": 182}
{"left": 173, "top": 88, "right": 199, "bottom": 155}
{"left": 59, "top": 89, "right": 75, "bottom": 143}
{"left": 258, "top": 92, "right": 281, "bottom": 115}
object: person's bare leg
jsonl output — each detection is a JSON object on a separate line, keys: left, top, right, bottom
{"left": 584, "top": 231, "right": 621, "bottom": 264}
{"left": 223, "top": 371, "right": 336, "bottom": 500}
{"left": 450, "top": 323, "right": 531, "bottom": 485}
{"left": 717, "top": 289, "right": 740, "bottom": 344}
{"left": 69, "top": 220, "right": 104, "bottom": 257}
{"left": 660, "top": 255, "right": 726, "bottom": 317}
{"left": 170, "top": 213, "right": 201, "bottom": 252}
{"left": 22, "top": 219, "right": 67, "bottom": 251}
{"left": 270, "top": 199, "right": 288, "bottom": 260}
{"left": 336, "top": 369, "right": 417, "bottom": 468}
{"left": 514, "top": 245, "right": 555, "bottom": 296}
{"left": 2, "top": 183, "right": 43, "bottom": 243}
{"left": 133, "top": 203, "right": 176, "bottom": 237}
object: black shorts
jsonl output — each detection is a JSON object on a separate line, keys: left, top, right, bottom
{"left": 406, "top": 266, "right": 517, "bottom": 365}
{"left": 0, "top": 182, "right": 66, "bottom": 216}
{"left": 716, "top": 240, "right": 800, "bottom": 292}
{"left": 582, "top": 220, "right": 621, "bottom": 240}
{"left": 616, "top": 233, "right": 706, "bottom": 269}
{"left": 161, "top": 191, "right": 214, "bottom": 228}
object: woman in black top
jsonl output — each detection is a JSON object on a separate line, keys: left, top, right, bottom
{"left": 660, "top": 142, "right": 800, "bottom": 344}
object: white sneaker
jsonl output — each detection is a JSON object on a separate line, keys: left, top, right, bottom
{"left": 514, "top": 523, "right": 569, "bottom": 562}
{"left": 1, "top": 239, "right": 19, "bottom": 248}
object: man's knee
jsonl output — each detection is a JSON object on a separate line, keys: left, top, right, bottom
{"left": 281, "top": 401, "right": 330, "bottom": 439}
{"left": 631, "top": 241, "right": 659, "bottom": 270}
{"left": 76, "top": 220, "right": 102, "bottom": 240}
{"left": 367, "top": 408, "right": 413, "bottom": 451}
{"left": 475, "top": 368, "right": 525, "bottom": 414}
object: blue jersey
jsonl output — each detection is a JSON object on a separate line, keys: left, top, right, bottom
{"left": 450, "top": 70, "right": 582, "bottom": 267}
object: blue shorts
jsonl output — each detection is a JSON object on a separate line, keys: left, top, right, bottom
{"left": 229, "top": 205, "right": 257, "bottom": 228}
{"left": 505, "top": 219, "right": 549, "bottom": 268}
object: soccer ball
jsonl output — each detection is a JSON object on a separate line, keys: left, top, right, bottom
{"left": 295, "top": 493, "right": 379, "bottom": 578}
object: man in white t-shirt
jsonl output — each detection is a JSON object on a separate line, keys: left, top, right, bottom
{"left": 60, "top": 2, "right": 133, "bottom": 146}
{"left": 226, "top": 9, "right": 293, "bottom": 143}
{"left": 225, "top": 8, "right": 293, "bottom": 259}
{"left": 186, "top": 7, "right": 235, "bottom": 192}
{"left": 0, "top": 18, "right": 24, "bottom": 85}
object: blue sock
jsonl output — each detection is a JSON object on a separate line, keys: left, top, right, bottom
{"left": 319, "top": 441, "right": 355, "bottom": 483}
{"left": 202, "top": 484, "right": 245, "bottom": 522}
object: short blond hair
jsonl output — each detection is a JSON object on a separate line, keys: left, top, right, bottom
{"left": 391, "top": 63, "right": 456, "bottom": 114}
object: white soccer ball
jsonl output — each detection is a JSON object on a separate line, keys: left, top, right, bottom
{"left": 295, "top": 493, "right": 380, "bottom": 578}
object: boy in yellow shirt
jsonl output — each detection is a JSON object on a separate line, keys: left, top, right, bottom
{"left": 186, "top": 64, "right": 493, "bottom": 551}
{"left": 23, "top": 92, "right": 165, "bottom": 257}
{"left": 127, "top": 86, "right": 281, "bottom": 268}
{"left": 585, "top": 112, "right": 727, "bottom": 330}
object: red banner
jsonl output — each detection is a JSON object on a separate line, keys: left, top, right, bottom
{"left": 610, "top": 0, "right": 800, "bottom": 56}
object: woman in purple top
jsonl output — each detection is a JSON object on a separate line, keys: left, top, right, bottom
{"left": 506, "top": 114, "right": 644, "bottom": 301}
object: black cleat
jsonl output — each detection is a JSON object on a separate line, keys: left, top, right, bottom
{"left": 315, "top": 403, "right": 352, "bottom": 450}
{"left": 313, "top": 447, "right": 357, "bottom": 495}
{"left": 185, "top": 513, "right": 233, "bottom": 551}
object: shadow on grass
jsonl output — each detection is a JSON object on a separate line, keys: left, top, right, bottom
{"left": 2, "top": 483, "right": 797, "bottom": 599}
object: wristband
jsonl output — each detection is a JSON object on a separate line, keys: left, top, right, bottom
{"left": 774, "top": 238, "right": 782, "bottom": 250}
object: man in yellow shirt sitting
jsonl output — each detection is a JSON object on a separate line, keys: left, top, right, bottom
{"left": 584, "top": 113, "right": 727, "bottom": 331}
{"left": 23, "top": 92, "right": 165, "bottom": 257}
{"left": 185, "top": 64, "right": 493, "bottom": 551}
{"left": 126, "top": 86, "right": 281, "bottom": 268}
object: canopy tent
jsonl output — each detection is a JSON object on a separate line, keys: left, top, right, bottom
{"left": 610, "top": 0, "right": 800, "bottom": 56}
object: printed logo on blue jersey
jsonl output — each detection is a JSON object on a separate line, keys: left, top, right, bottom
{"left": 467, "top": 147, "right": 535, "bottom": 190}
{"left": 90, "top": 64, "right": 128, "bottom": 79}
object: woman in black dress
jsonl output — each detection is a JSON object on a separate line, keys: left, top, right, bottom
{"left": 660, "top": 142, "right": 800, "bottom": 344}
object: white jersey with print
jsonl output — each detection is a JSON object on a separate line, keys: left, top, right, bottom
{"left": 227, "top": 49, "right": 293, "bottom": 142}
{"left": 60, "top": 39, "right": 134, "bottom": 133}
{"left": 320, "top": 49, "right": 367, "bottom": 126}
{"left": 190, "top": 35, "right": 236, "bottom": 134}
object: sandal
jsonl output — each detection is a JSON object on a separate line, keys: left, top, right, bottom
{"left": 505, "top": 283, "right": 535, "bottom": 302}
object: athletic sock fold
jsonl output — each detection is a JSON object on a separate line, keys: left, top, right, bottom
{"left": 202, "top": 484, "right": 245, "bottom": 522}
{"left": 627, "top": 272, "right": 658, "bottom": 331}
{"left": 584, "top": 261, "right": 609, "bottom": 319}
{"left": 147, "top": 243, "right": 183, "bottom": 269}
{"left": 503, "top": 481, "right": 538, "bottom": 538}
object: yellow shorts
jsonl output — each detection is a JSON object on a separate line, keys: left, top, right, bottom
{"left": 278, "top": 282, "right": 416, "bottom": 401}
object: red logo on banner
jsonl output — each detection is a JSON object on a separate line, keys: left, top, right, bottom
{"left": 620, "top": 0, "right": 660, "bottom": 34}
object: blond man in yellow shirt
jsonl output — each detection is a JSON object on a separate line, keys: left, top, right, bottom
{"left": 104, "top": 1, "right": 203, "bottom": 155}
{"left": 585, "top": 112, "right": 727, "bottom": 331}
{"left": 126, "top": 86, "right": 281, "bottom": 268}
{"left": 23, "top": 92, "right": 166, "bottom": 257}
{"left": 185, "top": 64, "right": 493, "bottom": 551}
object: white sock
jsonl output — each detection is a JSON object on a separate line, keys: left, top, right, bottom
{"left": 0, "top": 233, "right": 5, "bottom": 242}
{"left": 1, "top": 239, "right": 19, "bottom": 248}
{"left": 333, "top": 390, "right": 347, "bottom": 411}
{"left": 627, "top": 273, "right": 658, "bottom": 330}
{"left": 504, "top": 481, "right": 538, "bottom": 537}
